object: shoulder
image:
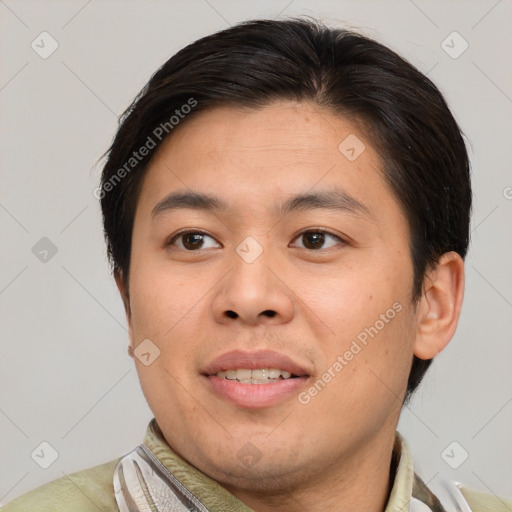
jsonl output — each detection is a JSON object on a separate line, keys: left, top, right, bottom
{"left": 459, "top": 484, "right": 512, "bottom": 512}
{"left": 1, "top": 457, "right": 121, "bottom": 512}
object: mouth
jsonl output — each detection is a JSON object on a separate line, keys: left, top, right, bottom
{"left": 201, "top": 350, "right": 311, "bottom": 408}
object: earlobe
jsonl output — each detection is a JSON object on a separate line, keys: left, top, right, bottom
{"left": 413, "top": 252, "right": 465, "bottom": 360}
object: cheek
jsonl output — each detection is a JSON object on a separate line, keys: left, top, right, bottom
{"left": 128, "top": 259, "right": 198, "bottom": 338}
{"left": 127, "top": 261, "right": 208, "bottom": 388}
{"left": 297, "top": 254, "right": 415, "bottom": 390}
{"left": 344, "top": 303, "right": 415, "bottom": 398}
{"left": 300, "top": 263, "right": 407, "bottom": 336}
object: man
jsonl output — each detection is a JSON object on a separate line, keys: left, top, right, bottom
{"left": 3, "top": 17, "right": 511, "bottom": 512}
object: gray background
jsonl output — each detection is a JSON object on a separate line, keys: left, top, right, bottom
{"left": 1, "top": 0, "right": 511, "bottom": 505}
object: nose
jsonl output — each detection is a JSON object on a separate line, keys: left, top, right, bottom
{"left": 211, "top": 245, "right": 295, "bottom": 327}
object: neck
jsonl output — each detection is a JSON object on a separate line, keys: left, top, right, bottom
{"left": 225, "top": 427, "right": 398, "bottom": 512}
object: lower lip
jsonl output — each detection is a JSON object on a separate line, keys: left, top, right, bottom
{"left": 205, "top": 375, "right": 309, "bottom": 408}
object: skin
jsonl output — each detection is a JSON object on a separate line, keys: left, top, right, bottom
{"left": 116, "top": 100, "right": 465, "bottom": 512}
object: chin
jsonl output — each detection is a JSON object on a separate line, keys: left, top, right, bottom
{"left": 186, "top": 438, "right": 319, "bottom": 492}
{"left": 213, "top": 457, "right": 322, "bottom": 496}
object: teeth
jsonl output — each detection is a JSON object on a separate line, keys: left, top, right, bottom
{"left": 251, "top": 369, "right": 266, "bottom": 380}
{"left": 235, "top": 369, "right": 252, "bottom": 381}
{"left": 215, "top": 368, "right": 295, "bottom": 383}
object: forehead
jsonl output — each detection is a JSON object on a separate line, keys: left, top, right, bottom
{"left": 157, "top": 100, "right": 372, "bottom": 172}
{"left": 136, "top": 100, "right": 402, "bottom": 225}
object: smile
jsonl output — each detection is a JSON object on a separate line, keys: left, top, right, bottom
{"left": 201, "top": 350, "right": 312, "bottom": 408}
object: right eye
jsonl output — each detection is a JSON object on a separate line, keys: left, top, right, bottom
{"left": 166, "top": 230, "right": 221, "bottom": 251}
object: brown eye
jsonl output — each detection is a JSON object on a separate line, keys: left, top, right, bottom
{"left": 292, "top": 230, "right": 343, "bottom": 250}
{"left": 168, "top": 231, "right": 220, "bottom": 251}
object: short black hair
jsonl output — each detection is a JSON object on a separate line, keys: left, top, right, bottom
{"left": 99, "top": 17, "right": 472, "bottom": 402}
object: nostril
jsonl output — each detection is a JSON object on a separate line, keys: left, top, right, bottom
{"left": 225, "top": 310, "right": 238, "bottom": 319}
{"left": 263, "top": 310, "right": 276, "bottom": 317}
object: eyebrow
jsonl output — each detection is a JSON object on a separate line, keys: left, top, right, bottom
{"left": 151, "top": 189, "right": 372, "bottom": 219}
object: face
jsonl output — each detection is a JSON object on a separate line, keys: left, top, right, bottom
{"left": 121, "top": 101, "right": 419, "bottom": 493}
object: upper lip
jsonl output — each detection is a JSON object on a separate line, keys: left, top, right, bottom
{"left": 202, "top": 350, "right": 311, "bottom": 377}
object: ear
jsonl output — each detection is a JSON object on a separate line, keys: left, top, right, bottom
{"left": 413, "top": 251, "right": 465, "bottom": 360}
{"left": 114, "top": 270, "right": 135, "bottom": 358}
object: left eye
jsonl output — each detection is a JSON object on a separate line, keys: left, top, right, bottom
{"left": 291, "top": 230, "right": 343, "bottom": 250}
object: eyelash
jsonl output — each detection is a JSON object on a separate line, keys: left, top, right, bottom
{"left": 166, "top": 228, "right": 346, "bottom": 251}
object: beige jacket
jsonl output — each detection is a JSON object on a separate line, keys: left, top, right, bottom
{"left": 2, "top": 418, "right": 511, "bottom": 511}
